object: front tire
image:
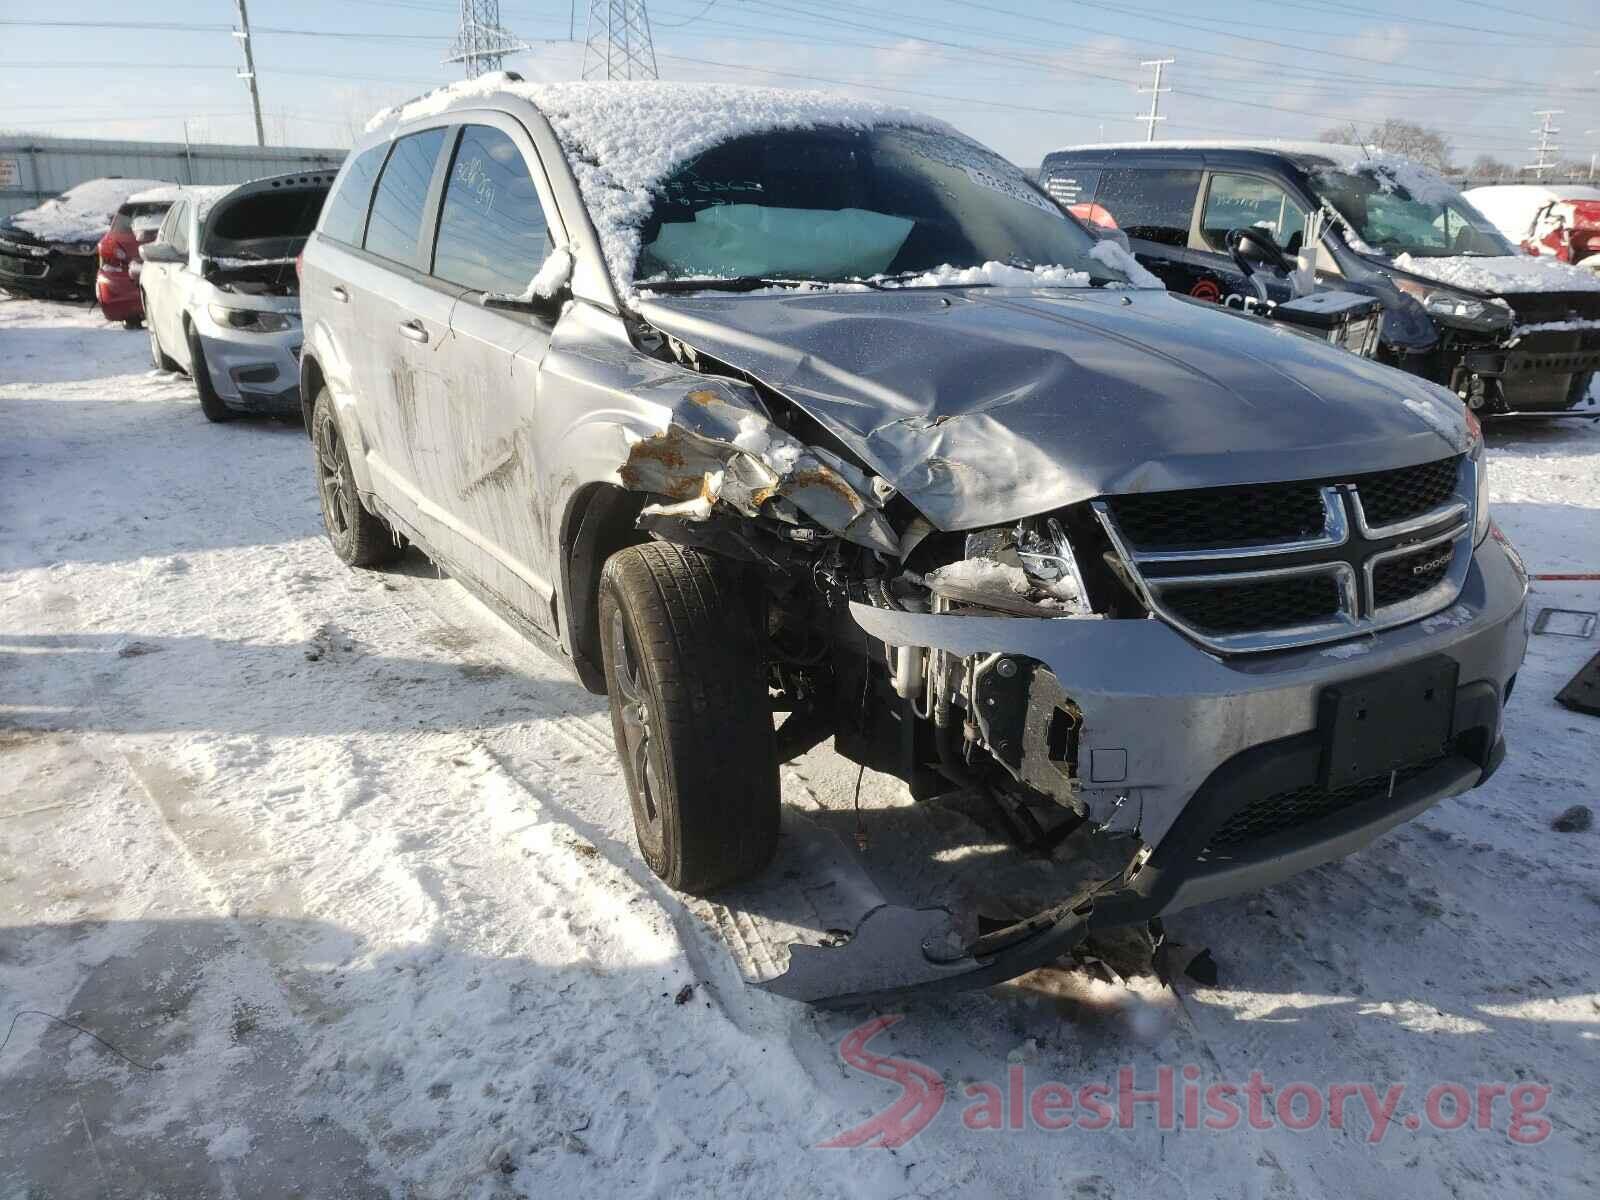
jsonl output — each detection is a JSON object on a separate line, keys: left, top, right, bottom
{"left": 123, "top": 316, "right": 142, "bottom": 330}
{"left": 186, "top": 325, "right": 235, "bottom": 423}
{"left": 311, "top": 388, "right": 403, "bottom": 568}
{"left": 598, "top": 543, "right": 780, "bottom": 894}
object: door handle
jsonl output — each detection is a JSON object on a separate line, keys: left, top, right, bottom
{"left": 329, "top": 284, "right": 349, "bottom": 303}
{"left": 397, "top": 319, "right": 429, "bottom": 344}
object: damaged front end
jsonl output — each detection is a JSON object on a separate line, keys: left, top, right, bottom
{"left": 615, "top": 336, "right": 1163, "bottom": 1004}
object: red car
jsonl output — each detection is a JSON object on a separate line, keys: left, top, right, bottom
{"left": 96, "top": 186, "right": 184, "bottom": 326}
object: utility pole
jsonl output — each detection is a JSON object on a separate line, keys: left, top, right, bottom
{"left": 582, "top": 0, "right": 659, "bottom": 81}
{"left": 1136, "top": 58, "right": 1174, "bottom": 143}
{"left": 233, "top": 0, "right": 265, "bottom": 147}
{"left": 1526, "top": 109, "right": 1563, "bottom": 180}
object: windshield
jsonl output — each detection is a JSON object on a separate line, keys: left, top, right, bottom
{"left": 635, "top": 127, "right": 1116, "bottom": 287}
{"left": 1312, "top": 165, "right": 1515, "bottom": 259}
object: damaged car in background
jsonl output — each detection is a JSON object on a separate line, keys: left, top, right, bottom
{"left": 1, "top": 176, "right": 170, "bottom": 301}
{"left": 300, "top": 79, "right": 1529, "bottom": 1004}
{"left": 140, "top": 171, "right": 334, "bottom": 421}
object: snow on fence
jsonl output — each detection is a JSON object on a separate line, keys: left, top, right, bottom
{"left": 0, "top": 135, "right": 346, "bottom": 222}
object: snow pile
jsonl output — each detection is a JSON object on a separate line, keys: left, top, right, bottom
{"left": 6, "top": 177, "right": 171, "bottom": 245}
{"left": 1392, "top": 253, "right": 1600, "bottom": 294}
{"left": 1089, "top": 239, "right": 1163, "bottom": 288}
{"left": 1316, "top": 150, "right": 1460, "bottom": 207}
{"left": 928, "top": 556, "right": 1032, "bottom": 597}
{"left": 367, "top": 77, "right": 960, "bottom": 292}
{"left": 879, "top": 261, "right": 1090, "bottom": 289}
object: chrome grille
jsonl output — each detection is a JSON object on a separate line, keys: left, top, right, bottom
{"left": 1108, "top": 483, "right": 1325, "bottom": 549}
{"left": 1350, "top": 457, "right": 1460, "bottom": 528}
{"left": 1093, "top": 455, "right": 1476, "bottom": 653}
{"left": 1164, "top": 572, "right": 1341, "bottom": 634}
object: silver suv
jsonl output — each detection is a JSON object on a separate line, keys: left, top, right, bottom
{"left": 300, "top": 78, "right": 1528, "bottom": 1003}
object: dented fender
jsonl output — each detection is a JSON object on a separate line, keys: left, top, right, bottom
{"left": 618, "top": 378, "right": 898, "bottom": 553}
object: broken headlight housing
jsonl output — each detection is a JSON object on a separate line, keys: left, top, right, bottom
{"left": 1393, "top": 278, "right": 1513, "bottom": 335}
{"left": 922, "top": 517, "right": 1091, "bottom": 616}
{"left": 207, "top": 303, "right": 295, "bottom": 333}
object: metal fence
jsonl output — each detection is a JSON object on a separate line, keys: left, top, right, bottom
{"left": 0, "top": 135, "right": 346, "bottom": 221}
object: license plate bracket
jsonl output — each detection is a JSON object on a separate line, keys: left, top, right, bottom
{"left": 1318, "top": 655, "right": 1458, "bottom": 789}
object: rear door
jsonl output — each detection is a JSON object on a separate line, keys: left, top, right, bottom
{"left": 413, "top": 117, "right": 567, "bottom": 632}
{"left": 143, "top": 199, "right": 189, "bottom": 355}
{"left": 1088, "top": 166, "right": 1210, "bottom": 296}
{"left": 339, "top": 125, "right": 461, "bottom": 536}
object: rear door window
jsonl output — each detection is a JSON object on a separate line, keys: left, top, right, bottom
{"left": 168, "top": 202, "right": 192, "bottom": 255}
{"left": 1043, "top": 165, "right": 1100, "bottom": 210}
{"left": 1200, "top": 172, "right": 1308, "bottom": 255}
{"left": 364, "top": 127, "right": 448, "bottom": 266}
{"left": 430, "top": 125, "right": 552, "bottom": 294}
{"left": 321, "top": 142, "right": 391, "bottom": 245}
{"left": 1092, "top": 168, "right": 1201, "bottom": 247}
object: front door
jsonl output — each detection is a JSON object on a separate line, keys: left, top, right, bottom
{"left": 1189, "top": 170, "right": 1308, "bottom": 306}
{"left": 412, "top": 120, "right": 566, "bottom": 633}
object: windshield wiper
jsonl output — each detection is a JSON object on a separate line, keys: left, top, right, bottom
{"left": 640, "top": 275, "right": 830, "bottom": 294}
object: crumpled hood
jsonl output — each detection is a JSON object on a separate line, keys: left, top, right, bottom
{"left": 636, "top": 287, "right": 1467, "bottom": 529}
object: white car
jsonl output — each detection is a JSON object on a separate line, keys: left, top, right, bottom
{"left": 139, "top": 171, "right": 335, "bottom": 421}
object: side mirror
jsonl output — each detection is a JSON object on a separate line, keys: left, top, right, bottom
{"left": 136, "top": 228, "right": 159, "bottom": 245}
{"left": 481, "top": 249, "right": 573, "bottom": 319}
{"left": 139, "top": 242, "right": 184, "bottom": 264}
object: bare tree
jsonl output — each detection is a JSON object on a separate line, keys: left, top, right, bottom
{"left": 1319, "top": 119, "right": 1452, "bottom": 170}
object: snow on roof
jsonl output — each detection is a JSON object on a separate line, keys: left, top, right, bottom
{"left": 7, "top": 177, "right": 172, "bottom": 244}
{"left": 1393, "top": 252, "right": 1600, "bottom": 294}
{"left": 189, "top": 185, "right": 240, "bottom": 221}
{"left": 125, "top": 184, "right": 190, "bottom": 206}
{"left": 366, "top": 76, "right": 960, "bottom": 292}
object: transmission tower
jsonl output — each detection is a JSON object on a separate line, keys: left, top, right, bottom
{"left": 582, "top": 0, "right": 659, "bottom": 81}
{"left": 1526, "top": 110, "right": 1564, "bottom": 179}
{"left": 446, "top": 0, "right": 535, "bottom": 78}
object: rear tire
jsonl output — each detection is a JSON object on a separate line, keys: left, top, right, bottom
{"left": 186, "top": 325, "right": 235, "bottom": 423}
{"left": 123, "top": 316, "right": 142, "bottom": 330}
{"left": 599, "top": 542, "right": 780, "bottom": 894}
{"left": 311, "top": 388, "right": 403, "bottom": 568}
{"left": 147, "top": 312, "right": 178, "bottom": 372}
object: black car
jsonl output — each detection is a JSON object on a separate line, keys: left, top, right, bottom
{"left": 0, "top": 177, "right": 169, "bottom": 301}
{"left": 1041, "top": 143, "right": 1600, "bottom": 416}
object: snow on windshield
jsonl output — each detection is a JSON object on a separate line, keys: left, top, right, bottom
{"left": 7, "top": 178, "right": 171, "bottom": 245}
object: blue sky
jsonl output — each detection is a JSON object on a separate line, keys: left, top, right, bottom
{"left": 2, "top": 0, "right": 1596, "bottom": 167}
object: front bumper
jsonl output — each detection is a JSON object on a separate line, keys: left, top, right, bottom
{"left": 0, "top": 245, "right": 96, "bottom": 300}
{"left": 1448, "top": 333, "right": 1600, "bottom": 414}
{"left": 194, "top": 322, "right": 303, "bottom": 415}
{"left": 768, "top": 535, "right": 1527, "bottom": 1005}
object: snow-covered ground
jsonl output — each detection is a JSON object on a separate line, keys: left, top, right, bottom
{"left": 2, "top": 297, "right": 1597, "bottom": 1199}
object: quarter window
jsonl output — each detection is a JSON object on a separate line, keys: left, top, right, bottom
{"left": 431, "top": 125, "right": 551, "bottom": 294}
{"left": 364, "top": 127, "right": 447, "bottom": 265}
{"left": 321, "top": 142, "right": 391, "bottom": 245}
{"left": 1092, "top": 168, "right": 1201, "bottom": 247}
{"left": 1201, "top": 173, "right": 1308, "bottom": 255}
